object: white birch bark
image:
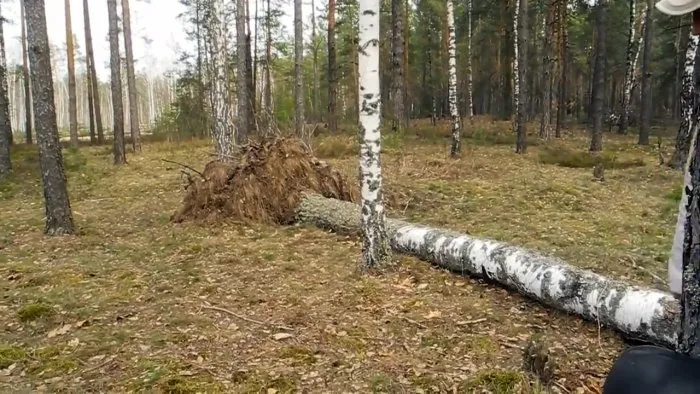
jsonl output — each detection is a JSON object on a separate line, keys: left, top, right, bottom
{"left": 513, "top": 0, "right": 520, "bottom": 133}
{"left": 297, "top": 194, "right": 681, "bottom": 348}
{"left": 631, "top": 11, "right": 646, "bottom": 94}
{"left": 358, "top": 0, "right": 390, "bottom": 269}
{"left": 210, "top": 0, "right": 234, "bottom": 158}
{"left": 620, "top": 2, "right": 646, "bottom": 133}
{"left": 447, "top": 0, "right": 460, "bottom": 158}
{"left": 466, "top": 0, "right": 474, "bottom": 119}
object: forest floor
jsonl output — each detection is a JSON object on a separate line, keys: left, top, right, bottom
{"left": 0, "top": 118, "right": 682, "bottom": 393}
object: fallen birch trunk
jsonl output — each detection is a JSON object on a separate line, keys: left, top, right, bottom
{"left": 296, "top": 193, "right": 681, "bottom": 348}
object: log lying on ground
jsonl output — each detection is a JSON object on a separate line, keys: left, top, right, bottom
{"left": 296, "top": 194, "right": 680, "bottom": 348}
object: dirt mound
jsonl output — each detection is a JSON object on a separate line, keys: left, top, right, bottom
{"left": 171, "top": 137, "right": 359, "bottom": 224}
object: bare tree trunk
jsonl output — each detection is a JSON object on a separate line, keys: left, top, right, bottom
{"left": 673, "top": 17, "right": 684, "bottom": 121}
{"left": 670, "top": 33, "right": 700, "bottom": 170}
{"left": 24, "top": 0, "right": 75, "bottom": 235}
{"left": 107, "top": 0, "right": 126, "bottom": 164}
{"left": 64, "top": 0, "right": 78, "bottom": 147}
{"left": 328, "top": 0, "right": 338, "bottom": 132}
{"left": 237, "top": 0, "right": 250, "bottom": 144}
{"left": 619, "top": 0, "right": 638, "bottom": 134}
{"left": 358, "top": 0, "right": 390, "bottom": 268}
{"left": 263, "top": 0, "right": 273, "bottom": 122}
{"left": 555, "top": 0, "right": 567, "bottom": 138}
{"left": 589, "top": 0, "right": 608, "bottom": 153}
{"left": 253, "top": 0, "right": 259, "bottom": 114}
{"left": 245, "top": 0, "right": 255, "bottom": 132}
{"left": 391, "top": 0, "right": 406, "bottom": 132}
{"left": 512, "top": 0, "right": 520, "bottom": 134}
{"left": 515, "top": 0, "right": 528, "bottom": 153}
{"left": 447, "top": 0, "right": 460, "bottom": 157}
{"left": 638, "top": 0, "right": 653, "bottom": 146}
{"left": 539, "top": 0, "right": 554, "bottom": 140}
{"left": 0, "top": 0, "right": 11, "bottom": 177}
{"left": 20, "top": 0, "right": 32, "bottom": 145}
{"left": 466, "top": 0, "right": 474, "bottom": 119}
{"left": 311, "top": 0, "right": 319, "bottom": 122}
{"left": 210, "top": 0, "right": 234, "bottom": 155}
{"left": 83, "top": 0, "right": 104, "bottom": 144}
{"left": 121, "top": 0, "right": 140, "bottom": 151}
{"left": 294, "top": 0, "right": 304, "bottom": 135}
{"left": 86, "top": 56, "right": 96, "bottom": 144}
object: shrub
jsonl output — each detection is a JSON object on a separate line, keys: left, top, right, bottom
{"left": 538, "top": 147, "right": 645, "bottom": 169}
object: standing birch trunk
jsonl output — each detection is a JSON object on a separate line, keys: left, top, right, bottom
{"left": 294, "top": 0, "right": 304, "bottom": 136}
{"left": 466, "top": 0, "right": 474, "bottom": 119}
{"left": 0, "top": 0, "right": 11, "bottom": 177}
{"left": 358, "top": 0, "right": 390, "bottom": 269}
{"left": 83, "top": 0, "right": 104, "bottom": 144}
{"left": 24, "top": 0, "right": 75, "bottom": 235}
{"left": 107, "top": 0, "right": 126, "bottom": 164}
{"left": 391, "top": 0, "right": 407, "bottom": 132}
{"left": 64, "top": 0, "right": 78, "bottom": 147}
{"left": 211, "top": 0, "right": 235, "bottom": 156}
{"left": 20, "top": 0, "right": 32, "bottom": 144}
{"left": 121, "top": 0, "right": 141, "bottom": 152}
{"left": 512, "top": 0, "right": 520, "bottom": 134}
{"left": 638, "top": 0, "right": 653, "bottom": 146}
{"left": 539, "top": 0, "right": 554, "bottom": 140}
{"left": 618, "top": 0, "right": 639, "bottom": 134}
{"left": 589, "top": 0, "right": 608, "bottom": 152}
{"left": 447, "top": 0, "right": 460, "bottom": 157}
{"left": 236, "top": 0, "right": 250, "bottom": 144}
{"left": 328, "top": 0, "right": 338, "bottom": 133}
{"left": 671, "top": 33, "right": 700, "bottom": 170}
{"left": 515, "top": 0, "right": 528, "bottom": 153}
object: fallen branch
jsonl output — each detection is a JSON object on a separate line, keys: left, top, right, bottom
{"left": 296, "top": 194, "right": 680, "bottom": 349}
{"left": 400, "top": 316, "right": 428, "bottom": 329}
{"left": 161, "top": 159, "right": 204, "bottom": 178}
{"left": 202, "top": 305, "right": 293, "bottom": 331}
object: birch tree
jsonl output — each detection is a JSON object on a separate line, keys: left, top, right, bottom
{"left": 20, "top": 0, "right": 31, "bottom": 144}
{"left": 237, "top": 0, "right": 250, "bottom": 144}
{"left": 638, "top": 0, "right": 653, "bottom": 146}
{"left": 539, "top": 0, "right": 554, "bottom": 140}
{"left": 391, "top": 0, "right": 407, "bottom": 132}
{"left": 83, "top": 0, "right": 103, "bottom": 144}
{"left": 670, "top": 33, "right": 700, "bottom": 170}
{"left": 447, "top": 0, "right": 460, "bottom": 157}
{"left": 358, "top": 0, "right": 390, "bottom": 268}
{"left": 122, "top": 0, "right": 141, "bottom": 151}
{"left": 512, "top": 0, "right": 520, "bottom": 134}
{"left": 210, "top": 0, "right": 234, "bottom": 156}
{"left": 618, "top": 0, "right": 639, "bottom": 134}
{"left": 311, "top": 0, "right": 319, "bottom": 122}
{"left": 589, "top": 0, "right": 608, "bottom": 152}
{"left": 295, "top": 0, "right": 304, "bottom": 135}
{"left": 515, "top": 0, "right": 528, "bottom": 153}
{"left": 466, "top": 0, "right": 473, "bottom": 119}
{"left": 328, "top": 0, "right": 338, "bottom": 132}
{"left": 107, "top": 0, "right": 126, "bottom": 164}
{"left": 263, "top": 0, "right": 273, "bottom": 120}
{"left": 25, "top": 0, "right": 75, "bottom": 235}
{"left": 0, "top": 0, "right": 11, "bottom": 177}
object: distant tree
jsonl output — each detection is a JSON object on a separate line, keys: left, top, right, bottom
{"left": 295, "top": 0, "right": 305, "bottom": 135}
{"left": 210, "top": 0, "right": 234, "bottom": 156}
{"left": 24, "top": 0, "right": 76, "bottom": 235}
{"left": 237, "top": 0, "right": 250, "bottom": 144}
{"left": 391, "top": 0, "right": 407, "bottom": 132}
{"left": 83, "top": 0, "right": 104, "bottom": 144}
{"left": 589, "top": 0, "right": 608, "bottom": 152}
{"left": 0, "top": 0, "right": 11, "bottom": 177}
{"left": 328, "top": 0, "right": 338, "bottom": 133}
{"left": 64, "top": 0, "right": 78, "bottom": 147}
{"left": 122, "top": 0, "right": 141, "bottom": 151}
{"left": 107, "top": 0, "right": 126, "bottom": 164}
{"left": 20, "top": 0, "right": 32, "bottom": 144}
{"left": 638, "top": 0, "right": 653, "bottom": 146}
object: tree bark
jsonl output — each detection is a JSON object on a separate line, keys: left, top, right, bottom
{"left": 121, "top": 0, "right": 141, "bottom": 152}
{"left": 515, "top": 0, "right": 528, "bottom": 153}
{"left": 638, "top": 0, "right": 653, "bottom": 146}
{"left": 589, "top": 0, "right": 608, "bottom": 153}
{"left": 107, "top": 0, "right": 126, "bottom": 164}
{"left": 466, "top": 0, "right": 474, "bottom": 119}
{"left": 311, "top": 0, "right": 319, "bottom": 123}
{"left": 24, "top": 0, "right": 76, "bottom": 235}
{"left": 447, "top": 0, "right": 460, "bottom": 157}
{"left": 83, "top": 0, "right": 104, "bottom": 144}
{"left": 512, "top": 0, "right": 520, "bottom": 134}
{"left": 237, "top": 0, "right": 250, "bottom": 144}
{"left": 670, "top": 33, "right": 700, "bottom": 170}
{"left": 0, "top": 0, "right": 11, "bottom": 177}
{"left": 245, "top": 0, "right": 255, "bottom": 132}
{"left": 539, "top": 0, "right": 554, "bottom": 140}
{"left": 86, "top": 56, "right": 96, "bottom": 144}
{"left": 64, "top": 0, "right": 78, "bottom": 148}
{"left": 263, "top": 0, "right": 273, "bottom": 126}
{"left": 358, "top": 0, "right": 390, "bottom": 269}
{"left": 211, "top": 0, "right": 235, "bottom": 155}
{"left": 619, "top": 0, "right": 639, "bottom": 134}
{"left": 294, "top": 0, "right": 304, "bottom": 136}
{"left": 296, "top": 194, "right": 681, "bottom": 349}
{"left": 20, "top": 0, "right": 32, "bottom": 145}
{"left": 555, "top": 0, "right": 567, "bottom": 138}
{"left": 328, "top": 0, "right": 338, "bottom": 133}
{"left": 391, "top": 0, "right": 406, "bottom": 132}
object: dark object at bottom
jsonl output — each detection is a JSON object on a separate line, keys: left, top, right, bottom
{"left": 602, "top": 345, "right": 700, "bottom": 394}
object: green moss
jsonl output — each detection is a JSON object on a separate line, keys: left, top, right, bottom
{"left": 17, "top": 303, "right": 53, "bottom": 322}
{"left": 0, "top": 346, "right": 28, "bottom": 369}
{"left": 465, "top": 370, "right": 524, "bottom": 394}
{"left": 369, "top": 374, "right": 397, "bottom": 393}
{"left": 278, "top": 346, "right": 318, "bottom": 365}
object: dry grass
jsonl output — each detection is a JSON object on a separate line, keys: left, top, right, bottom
{"left": 0, "top": 117, "right": 681, "bottom": 392}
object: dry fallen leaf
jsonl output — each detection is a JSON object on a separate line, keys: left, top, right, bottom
{"left": 425, "top": 311, "right": 442, "bottom": 319}
{"left": 272, "top": 333, "right": 293, "bottom": 340}
{"left": 47, "top": 324, "right": 72, "bottom": 338}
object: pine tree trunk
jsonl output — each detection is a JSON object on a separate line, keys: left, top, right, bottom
{"left": 24, "top": 0, "right": 75, "bottom": 235}
{"left": 237, "top": 0, "right": 250, "bottom": 144}
{"left": 311, "top": 0, "right": 319, "bottom": 123}
{"left": 64, "top": 0, "right": 78, "bottom": 147}
{"left": 211, "top": 0, "right": 234, "bottom": 155}
{"left": 294, "top": 0, "right": 304, "bottom": 135}
{"left": 263, "top": 0, "right": 272, "bottom": 123}
{"left": 466, "top": 0, "right": 474, "bottom": 119}
{"left": 86, "top": 56, "right": 96, "bottom": 144}
{"left": 673, "top": 18, "right": 684, "bottom": 121}
{"left": 512, "top": 0, "right": 520, "bottom": 134}
{"left": 327, "top": 0, "right": 338, "bottom": 133}
{"left": 555, "top": 0, "right": 567, "bottom": 137}
{"left": 539, "top": 0, "right": 554, "bottom": 140}
{"left": 20, "top": 0, "right": 32, "bottom": 145}
{"left": 447, "top": 0, "right": 460, "bottom": 157}
{"left": 391, "top": 0, "right": 406, "bottom": 132}
{"left": 107, "top": 0, "right": 126, "bottom": 164}
{"left": 638, "top": 0, "right": 652, "bottom": 146}
{"left": 253, "top": 0, "right": 259, "bottom": 114}
{"left": 358, "top": 0, "right": 390, "bottom": 269}
{"left": 121, "top": 0, "right": 140, "bottom": 151}
{"left": 515, "top": 0, "right": 528, "bottom": 153}
{"left": 589, "top": 0, "right": 608, "bottom": 153}
{"left": 670, "top": 33, "right": 700, "bottom": 170}
{"left": 0, "top": 0, "right": 11, "bottom": 177}
{"left": 83, "top": 0, "right": 103, "bottom": 144}
{"left": 619, "top": 0, "right": 638, "bottom": 134}
{"left": 245, "top": 0, "right": 255, "bottom": 132}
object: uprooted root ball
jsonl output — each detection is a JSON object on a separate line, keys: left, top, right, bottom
{"left": 171, "top": 137, "right": 359, "bottom": 225}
